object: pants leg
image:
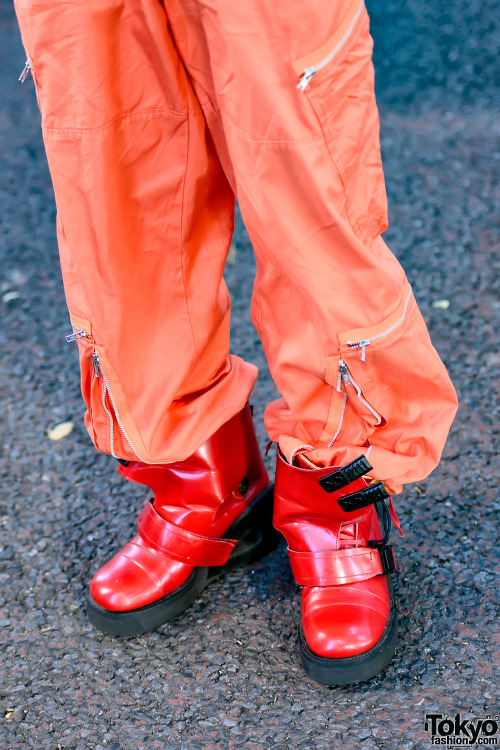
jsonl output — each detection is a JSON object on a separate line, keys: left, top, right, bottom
{"left": 15, "top": 0, "right": 458, "bottom": 494}
{"left": 165, "top": 0, "right": 458, "bottom": 493}
{"left": 13, "top": 0, "right": 258, "bottom": 463}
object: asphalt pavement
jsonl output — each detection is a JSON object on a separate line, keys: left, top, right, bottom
{"left": 0, "top": 0, "right": 498, "bottom": 747}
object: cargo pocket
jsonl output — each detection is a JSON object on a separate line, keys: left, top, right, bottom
{"left": 324, "top": 280, "right": 414, "bottom": 446}
{"left": 293, "top": 0, "right": 388, "bottom": 241}
{"left": 67, "top": 316, "right": 149, "bottom": 462}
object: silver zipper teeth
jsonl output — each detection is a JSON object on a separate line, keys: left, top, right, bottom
{"left": 328, "top": 393, "right": 347, "bottom": 447}
{"left": 346, "top": 288, "right": 413, "bottom": 357}
{"left": 93, "top": 351, "right": 148, "bottom": 464}
{"left": 93, "top": 352, "right": 116, "bottom": 458}
{"left": 66, "top": 335, "right": 154, "bottom": 463}
{"left": 339, "top": 359, "right": 382, "bottom": 425}
{"left": 298, "top": 0, "right": 365, "bottom": 90}
{"left": 98, "top": 372, "right": 117, "bottom": 460}
{"left": 364, "top": 444, "right": 374, "bottom": 459}
{"left": 288, "top": 443, "right": 315, "bottom": 464}
{"left": 347, "top": 369, "right": 382, "bottom": 425}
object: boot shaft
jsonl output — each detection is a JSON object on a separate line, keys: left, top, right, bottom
{"left": 118, "top": 405, "right": 269, "bottom": 534}
{"left": 273, "top": 450, "right": 379, "bottom": 552}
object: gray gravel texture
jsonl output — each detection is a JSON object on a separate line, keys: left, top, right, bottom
{"left": 0, "top": 0, "right": 499, "bottom": 747}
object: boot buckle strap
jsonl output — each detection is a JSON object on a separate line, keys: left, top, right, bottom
{"left": 138, "top": 500, "right": 238, "bottom": 567}
{"left": 288, "top": 545, "right": 396, "bottom": 586}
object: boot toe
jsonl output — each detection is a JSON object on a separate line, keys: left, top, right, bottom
{"left": 89, "top": 535, "right": 192, "bottom": 612}
{"left": 302, "top": 581, "right": 390, "bottom": 659}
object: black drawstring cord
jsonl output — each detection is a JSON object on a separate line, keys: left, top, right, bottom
{"left": 368, "top": 498, "right": 392, "bottom": 549}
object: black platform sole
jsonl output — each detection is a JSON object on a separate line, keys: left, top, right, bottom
{"left": 298, "top": 576, "right": 398, "bottom": 686}
{"left": 86, "top": 485, "right": 279, "bottom": 637}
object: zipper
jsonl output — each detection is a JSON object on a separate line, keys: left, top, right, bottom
{"left": 91, "top": 350, "right": 147, "bottom": 463}
{"left": 344, "top": 287, "right": 413, "bottom": 362}
{"left": 337, "top": 359, "right": 382, "bottom": 426}
{"left": 288, "top": 443, "right": 315, "bottom": 464}
{"left": 65, "top": 328, "right": 150, "bottom": 463}
{"left": 297, "top": 0, "right": 365, "bottom": 90}
{"left": 92, "top": 352, "right": 117, "bottom": 459}
{"left": 19, "top": 59, "right": 31, "bottom": 84}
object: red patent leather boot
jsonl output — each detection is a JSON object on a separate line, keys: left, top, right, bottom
{"left": 273, "top": 449, "right": 402, "bottom": 685}
{"left": 87, "top": 405, "right": 278, "bottom": 636}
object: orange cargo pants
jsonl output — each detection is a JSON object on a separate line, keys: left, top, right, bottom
{"left": 15, "top": 0, "right": 458, "bottom": 494}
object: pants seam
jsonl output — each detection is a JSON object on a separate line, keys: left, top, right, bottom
{"left": 179, "top": 111, "right": 199, "bottom": 360}
{"left": 42, "top": 107, "right": 205, "bottom": 138}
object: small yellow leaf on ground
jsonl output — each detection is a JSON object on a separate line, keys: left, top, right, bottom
{"left": 432, "top": 299, "right": 450, "bottom": 309}
{"left": 2, "top": 291, "right": 20, "bottom": 303}
{"left": 47, "top": 421, "right": 74, "bottom": 441}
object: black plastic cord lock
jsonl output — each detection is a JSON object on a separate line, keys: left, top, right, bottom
{"left": 338, "top": 481, "right": 389, "bottom": 512}
{"left": 319, "top": 455, "right": 373, "bottom": 493}
{"left": 375, "top": 544, "right": 396, "bottom": 575}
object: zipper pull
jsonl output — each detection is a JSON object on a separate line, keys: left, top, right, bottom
{"left": 347, "top": 339, "right": 371, "bottom": 362}
{"left": 297, "top": 69, "right": 315, "bottom": 91}
{"left": 92, "top": 352, "right": 100, "bottom": 377}
{"left": 19, "top": 60, "right": 31, "bottom": 84}
{"left": 65, "top": 329, "right": 88, "bottom": 342}
{"left": 338, "top": 359, "right": 351, "bottom": 387}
